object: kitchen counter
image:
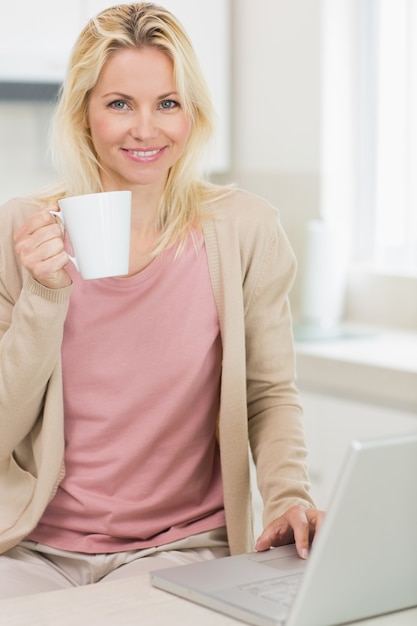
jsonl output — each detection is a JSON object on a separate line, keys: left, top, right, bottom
{"left": 294, "top": 324, "right": 417, "bottom": 413}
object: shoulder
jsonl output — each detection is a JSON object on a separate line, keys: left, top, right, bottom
{"left": 209, "top": 187, "right": 279, "bottom": 226}
{"left": 205, "top": 188, "right": 285, "bottom": 252}
{"left": 203, "top": 187, "right": 296, "bottom": 276}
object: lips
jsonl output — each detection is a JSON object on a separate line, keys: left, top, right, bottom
{"left": 122, "top": 146, "right": 167, "bottom": 163}
{"left": 128, "top": 148, "right": 161, "bottom": 157}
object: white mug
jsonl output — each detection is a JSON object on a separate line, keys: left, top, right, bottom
{"left": 52, "top": 191, "right": 132, "bottom": 280}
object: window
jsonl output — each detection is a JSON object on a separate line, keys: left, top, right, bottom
{"left": 320, "top": 0, "right": 416, "bottom": 330}
{"left": 358, "top": 0, "right": 417, "bottom": 273}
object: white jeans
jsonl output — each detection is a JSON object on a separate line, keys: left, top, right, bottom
{"left": 0, "top": 527, "right": 229, "bottom": 599}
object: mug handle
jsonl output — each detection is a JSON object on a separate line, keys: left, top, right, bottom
{"left": 49, "top": 210, "right": 79, "bottom": 271}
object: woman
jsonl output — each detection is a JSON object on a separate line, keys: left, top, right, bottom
{"left": 0, "top": 3, "right": 323, "bottom": 597}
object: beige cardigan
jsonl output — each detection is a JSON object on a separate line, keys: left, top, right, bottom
{"left": 0, "top": 189, "right": 314, "bottom": 556}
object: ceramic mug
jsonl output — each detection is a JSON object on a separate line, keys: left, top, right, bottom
{"left": 51, "top": 190, "right": 132, "bottom": 280}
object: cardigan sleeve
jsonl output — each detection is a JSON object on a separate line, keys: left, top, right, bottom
{"left": 244, "top": 212, "right": 315, "bottom": 525}
{"left": 0, "top": 199, "right": 72, "bottom": 458}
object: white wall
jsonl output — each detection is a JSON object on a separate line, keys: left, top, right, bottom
{"left": 229, "top": 0, "right": 322, "bottom": 314}
{"left": 231, "top": 0, "right": 320, "bottom": 173}
{"left": 0, "top": 102, "right": 55, "bottom": 200}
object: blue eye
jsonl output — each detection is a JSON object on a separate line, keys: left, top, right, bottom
{"left": 159, "top": 99, "right": 179, "bottom": 110}
{"left": 109, "top": 100, "right": 129, "bottom": 110}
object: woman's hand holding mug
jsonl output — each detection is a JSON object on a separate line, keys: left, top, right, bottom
{"left": 14, "top": 208, "right": 72, "bottom": 289}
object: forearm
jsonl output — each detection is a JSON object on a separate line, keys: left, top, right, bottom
{"left": 0, "top": 274, "right": 71, "bottom": 457}
{"left": 245, "top": 223, "right": 314, "bottom": 521}
{"left": 249, "top": 406, "right": 314, "bottom": 524}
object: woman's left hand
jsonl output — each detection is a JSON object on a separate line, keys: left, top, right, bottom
{"left": 255, "top": 505, "right": 325, "bottom": 559}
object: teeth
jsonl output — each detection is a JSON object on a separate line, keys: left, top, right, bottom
{"left": 129, "top": 149, "right": 160, "bottom": 157}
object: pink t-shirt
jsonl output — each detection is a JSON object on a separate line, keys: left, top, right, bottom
{"left": 29, "top": 233, "right": 225, "bottom": 553}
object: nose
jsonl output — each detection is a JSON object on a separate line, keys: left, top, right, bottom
{"left": 130, "top": 109, "right": 158, "bottom": 140}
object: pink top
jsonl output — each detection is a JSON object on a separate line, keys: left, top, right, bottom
{"left": 29, "top": 233, "right": 225, "bottom": 553}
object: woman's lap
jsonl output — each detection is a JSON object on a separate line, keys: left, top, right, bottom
{"left": 0, "top": 529, "right": 229, "bottom": 599}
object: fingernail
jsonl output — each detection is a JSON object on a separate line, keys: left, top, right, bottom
{"left": 301, "top": 548, "right": 309, "bottom": 559}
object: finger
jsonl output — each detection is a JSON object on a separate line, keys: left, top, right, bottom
{"left": 15, "top": 219, "right": 64, "bottom": 264}
{"left": 14, "top": 209, "right": 57, "bottom": 242}
{"left": 255, "top": 518, "right": 292, "bottom": 552}
{"left": 310, "top": 509, "right": 325, "bottom": 545}
{"left": 20, "top": 240, "right": 67, "bottom": 276}
{"left": 292, "top": 508, "right": 325, "bottom": 559}
{"left": 255, "top": 533, "right": 272, "bottom": 552}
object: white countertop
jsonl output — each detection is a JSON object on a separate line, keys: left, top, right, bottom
{"left": 1, "top": 573, "right": 416, "bottom": 626}
{"left": 294, "top": 324, "right": 417, "bottom": 412}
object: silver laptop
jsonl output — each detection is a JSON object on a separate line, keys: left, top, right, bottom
{"left": 150, "top": 432, "right": 417, "bottom": 626}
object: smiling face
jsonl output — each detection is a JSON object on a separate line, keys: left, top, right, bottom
{"left": 87, "top": 46, "right": 192, "bottom": 195}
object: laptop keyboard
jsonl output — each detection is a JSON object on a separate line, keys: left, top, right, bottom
{"left": 239, "top": 572, "right": 302, "bottom": 607}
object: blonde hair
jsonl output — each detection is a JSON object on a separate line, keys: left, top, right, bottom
{"left": 40, "top": 2, "right": 231, "bottom": 252}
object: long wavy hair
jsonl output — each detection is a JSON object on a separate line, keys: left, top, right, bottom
{"left": 39, "top": 2, "right": 230, "bottom": 253}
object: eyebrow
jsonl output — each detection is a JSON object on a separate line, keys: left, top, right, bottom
{"left": 158, "top": 92, "right": 180, "bottom": 99}
{"left": 101, "top": 91, "right": 180, "bottom": 100}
